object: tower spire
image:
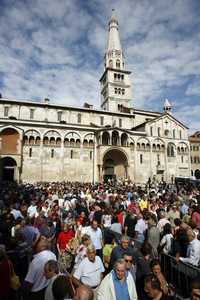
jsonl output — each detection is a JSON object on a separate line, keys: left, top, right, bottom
{"left": 163, "top": 98, "right": 172, "bottom": 114}
{"left": 105, "top": 10, "right": 124, "bottom": 70}
{"left": 100, "top": 13, "right": 132, "bottom": 112}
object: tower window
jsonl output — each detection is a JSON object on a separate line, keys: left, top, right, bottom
{"left": 179, "top": 130, "right": 182, "bottom": 139}
{"left": 77, "top": 113, "right": 81, "bottom": 124}
{"left": 181, "top": 155, "right": 183, "bottom": 163}
{"left": 116, "top": 59, "right": 120, "bottom": 69}
{"left": 140, "top": 154, "right": 143, "bottom": 164}
{"left": 90, "top": 151, "right": 92, "bottom": 160}
{"left": 57, "top": 111, "right": 62, "bottom": 122}
{"left": 51, "top": 149, "right": 54, "bottom": 158}
{"left": 114, "top": 88, "right": 118, "bottom": 94}
{"left": 150, "top": 127, "right": 153, "bottom": 136}
{"left": 119, "top": 118, "right": 122, "bottom": 128}
{"left": 109, "top": 60, "right": 113, "bottom": 68}
{"left": 167, "top": 143, "right": 175, "bottom": 157}
{"left": 100, "top": 116, "right": 104, "bottom": 126}
{"left": 157, "top": 154, "right": 160, "bottom": 165}
{"left": 173, "top": 129, "right": 176, "bottom": 139}
{"left": 122, "top": 89, "right": 125, "bottom": 95}
{"left": 114, "top": 73, "right": 117, "bottom": 80}
{"left": 30, "top": 109, "right": 34, "bottom": 120}
{"left": 4, "top": 106, "right": 9, "bottom": 117}
{"left": 158, "top": 127, "right": 161, "bottom": 137}
{"left": 70, "top": 150, "right": 73, "bottom": 159}
{"left": 29, "top": 148, "right": 32, "bottom": 157}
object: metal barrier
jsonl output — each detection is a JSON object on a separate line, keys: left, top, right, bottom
{"left": 160, "top": 253, "right": 200, "bottom": 298}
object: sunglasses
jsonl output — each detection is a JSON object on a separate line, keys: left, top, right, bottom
{"left": 125, "top": 259, "right": 133, "bottom": 263}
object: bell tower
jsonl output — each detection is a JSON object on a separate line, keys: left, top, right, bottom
{"left": 100, "top": 10, "right": 132, "bottom": 112}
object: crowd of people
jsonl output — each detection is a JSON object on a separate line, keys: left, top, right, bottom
{"left": 0, "top": 179, "right": 200, "bottom": 300}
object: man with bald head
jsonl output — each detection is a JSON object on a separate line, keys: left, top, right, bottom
{"left": 24, "top": 237, "right": 56, "bottom": 300}
{"left": 176, "top": 228, "right": 200, "bottom": 266}
{"left": 74, "top": 285, "right": 94, "bottom": 300}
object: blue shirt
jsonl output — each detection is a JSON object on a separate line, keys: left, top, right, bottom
{"left": 112, "top": 270, "right": 130, "bottom": 300}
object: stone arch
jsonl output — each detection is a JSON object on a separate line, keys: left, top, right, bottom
{"left": 112, "top": 130, "right": 119, "bottom": 146}
{"left": 177, "top": 142, "right": 189, "bottom": 154}
{"left": 102, "top": 147, "right": 129, "bottom": 182}
{"left": 167, "top": 142, "right": 176, "bottom": 157}
{"left": 43, "top": 130, "right": 61, "bottom": 139}
{"left": 102, "top": 131, "right": 110, "bottom": 146}
{"left": 121, "top": 133, "right": 128, "bottom": 147}
{"left": 195, "top": 169, "right": 200, "bottom": 179}
{"left": 65, "top": 131, "right": 81, "bottom": 142}
{"left": 0, "top": 128, "right": 20, "bottom": 155}
{"left": 0, "top": 156, "right": 17, "bottom": 181}
{"left": 129, "top": 138, "right": 135, "bottom": 150}
{"left": 24, "top": 129, "right": 41, "bottom": 138}
{"left": 152, "top": 138, "right": 165, "bottom": 152}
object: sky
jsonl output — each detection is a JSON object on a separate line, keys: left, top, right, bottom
{"left": 0, "top": 0, "right": 200, "bottom": 132}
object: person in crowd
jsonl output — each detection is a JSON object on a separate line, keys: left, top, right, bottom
{"left": 24, "top": 237, "right": 57, "bottom": 300}
{"left": 0, "top": 246, "right": 13, "bottom": 300}
{"left": 20, "top": 217, "right": 40, "bottom": 248}
{"left": 124, "top": 210, "right": 137, "bottom": 238}
{"left": 109, "top": 235, "right": 134, "bottom": 271}
{"left": 44, "top": 260, "right": 59, "bottom": 300}
{"left": 73, "top": 285, "right": 94, "bottom": 300}
{"left": 150, "top": 259, "right": 169, "bottom": 295}
{"left": 157, "top": 211, "right": 170, "bottom": 234}
{"left": 159, "top": 223, "right": 173, "bottom": 254}
{"left": 110, "top": 215, "right": 122, "bottom": 235}
{"left": 73, "top": 234, "right": 91, "bottom": 271}
{"left": 52, "top": 274, "right": 75, "bottom": 300}
{"left": 97, "top": 258, "right": 137, "bottom": 300}
{"left": 167, "top": 205, "right": 180, "bottom": 227}
{"left": 73, "top": 244, "right": 104, "bottom": 289}
{"left": 144, "top": 274, "right": 174, "bottom": 300}
{"left": 57, "top": 223, "right": 75, "bottom": 255}
{"left": 122, "top": 252, "right": 136, "bottom": 282}
{"left": 85, "top": 220, "right": 103, "bottom": 258}
{"left": 103, "top": 232, "right": 116, "bottom": 272}
{"left": 136, "top": 241, "right": 152, "bottom": 299}
{"left": 135, "top": 212, "right": 147, "bottom": 243}
{"left": 146, "top": 213, "right": 160, "bottom": 258}
{"left": 192, "top": 205, "right": 200, "bottom": 231}
{"left": 176, "top": 228, "right": 200, "bottom": 266}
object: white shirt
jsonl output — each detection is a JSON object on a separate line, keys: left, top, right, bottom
{"left": 160, "top": 233, "right": 173, "bottom": 254}
{"left": 25, "top": 250, "right": 56, "bottom": 292}
{"left": 86, "top": 227, "right": 102, "bottom": 250}
{"left": 27, "top": 205, "right": 37, "bottom": 218}
{"left": 74, "top": 256, "right": 105, "bottom": 287}
{"left": 45, "top": 275, "right": 58, "bottom": 300}
{"left": 10, "top": 208, "right": 23, "bottom": 220}
{"left": 157, "top": 218, "right": 170, "bottom": 233}
{"left": 180, "top": 238, "right": 200, "bottom": 266}
{"left": 135, "top": 218, "right": 147, "bottom": 234}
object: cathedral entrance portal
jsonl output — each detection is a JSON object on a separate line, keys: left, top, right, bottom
{"left": 103, "top": 149, "right": 128, "bottom": 182}
{"left": 0, "top": 157, "right": 17, "bottom": 181}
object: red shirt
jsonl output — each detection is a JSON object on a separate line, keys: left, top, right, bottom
{"left": 57, "top": 229, "right": 75, "bottom": 250}
{"left": 192, "top": 212, "right": 200, "bottom": 230}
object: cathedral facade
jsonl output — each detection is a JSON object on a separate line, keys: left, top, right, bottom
{"left": 0, "top": 14, "right": 191, "bottom": 184}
